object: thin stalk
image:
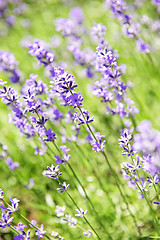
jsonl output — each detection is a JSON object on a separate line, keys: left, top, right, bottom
{"left": 52, "top": 140, "right": 111, "bottom": 236}
{"left": 67, "top": 162, "right": 110, "bottom": 236}
{"left": 9, "top": 225, "right": 20, "bottom": 235}
{"left": 130, "top": 176, "right": 160, "bottom": 234}
{"left": 74, "top": 142, "right": 115, "bottom": 206}
{"left": 66, "top": 191, "right": 102, "bottom": 240}
{"left": 102, "top": 151, "right": 141, "bottom": 236}
{"left": 152, "top": 181, "right": 160, "bottom": 202}
{"left": 129, "top": 155, "right": 160, "bottom": 232}
{"left": 76, "top": 103, "right": 141, "bottom": 235}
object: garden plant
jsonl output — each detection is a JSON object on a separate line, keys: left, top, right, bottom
{"left": 0, "top": 0, "right": 160, "bottom": 239}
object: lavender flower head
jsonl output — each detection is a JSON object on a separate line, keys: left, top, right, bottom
{"left": 28, "top": 40, "right": 55, "bottom": 66}
{"left": 0, "top": 50, "right": 21, "bottom": 83}
{"left": 57, "top": 182, "right": 70, "bottom": 193}
{"left": 55, "top": 205, "right": 65, "bottom": 217}
{"left": 136, "top": 38, "right": 150, "bottom": 54}
{"left": 69, "top": 7, "right": 84, "bottom": 24}
{"left": 91, "top": 23, "right": 107, "bottom": 43}
{"left": 42, "top": 164, "right": 62, "bottom": 180}
{"left": 75, "top": 208, "right": 88, "bottom": 218}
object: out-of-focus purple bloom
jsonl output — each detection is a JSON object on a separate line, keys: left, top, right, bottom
{"left": 6, "top": 15, "right": 16, "bottom": 26}
{"left": 5, "top": 157, "right": 19, "bottom": 171}
{"left": 134, "top": 120, "right": 160, "bottom": 176}
{"left": 35, "top": 224, "right": 46, "bottom": 239}
{"left": 136, "top": 38, "right": 150, "bottom": 54}
{"left": 152, "top": 0, "right": 160, "bottom": 12}
{"left": 55, "top": 18, "right": 77, "bottom": 37}
{"left": 83, "top": 229, "right": 92, "bottom": 238}
{"left": 55, "top": 205, "right": 65, "bottom": 217}
{"left": 92, "top": 23, "right": 107, "bottom": 43}
{"left": 69, "top": 7, "right": 84, "bottom": 24}
{"left": 63, "top": 213, "right": 77, "bottom": 227}
{"left": 0, "top": 50, "right": 21, "bottom": 83}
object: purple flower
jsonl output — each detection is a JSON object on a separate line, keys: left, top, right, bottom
{"left": 14, "top": 222, "right": 27, "bottom": 232}
{"left": 92, "top": 23, "right": 107, "bottom": 43}
{"left": 136, "top": 38, "right": 150, "bottom": 54}
{"left": 57, "top": 182, "right": 70, "bottom": 193}
{"left": 44, "top": 128, "right": 56, "bottom": 142}
{"left": 69, "top": 7, "right": 84, "bottom": 24}
{"left": 119, "top": 129, "right": 134, "bottom": 156}
{"left": 63, "top": 213, "right": 77, "bottom": 227}
{"left": 5, "top": 157, "right": 19, "bottom": 171}
{"left": 75, "top": 208, "right": 88, "bottom": 218}
{"left": 9, "top": 197, "right": 20, "bottom": 212}
{"left": 14, "top": 234, "right": 24, "bottom": 240}
{"left": 43, "top": 164, "right": 62, "bottom": 180}
{"left": 0, "top": 189, "right": 4, "bottom": 200}
{"left": 0, "top": 203, "right": 10, "bottom": 212}
{"left": 0, "top": 212, "right": 14, "bottom": 228}
{"left": 55, "top": 205, "right": 65, "bottom": 217}
{"left": 91, "top": 132, "right": 106, "bottom": 152}
{"left": 67, "top": 93, "right": 83, "bottom": 108}
{"left": 0, "top": 50, "right": 21, "bottom": 83}
{"left": 83, "top": 229, "right": 92, "bottom": 238}
{"left": 54, "top": 155, "right": 64, "bottom": 164}
{"left": 28, "top": 40, "right": 55, "bottom": 66}
{"left": 35, "top": 224, "right": 46, "bottom": 239}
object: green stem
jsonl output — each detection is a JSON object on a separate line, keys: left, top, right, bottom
{"left": 130, "top": 175, "right": 160, "bottom": 234}
{"left": 67, "top": 162, "right": 111, "bottom": 237}
{"left": 9, "top": 225, "right": 20, "bottom": 235}
{"left": 66, "top": 191, "right": 101, "bottom": 240}
{"left": 102, "top": 151, "right": 141, "bottom": 236}
{"left": 52, "top": 141, "right": 110, "bottom": 236}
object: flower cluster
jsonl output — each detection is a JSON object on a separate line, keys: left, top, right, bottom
{"left": 105, "top": 0, "right": 150, "bottom": 53}
{"left": 0, "top": 0, "right": 27, "bottom": 34}
{"left": 119, "top": 128, "right": 160, "bottom": 200}
{"left": 30, "top": 220, "right": 46, "bottom": 239}
{"left": 134, "top": 120, "right": 160, "bottom": 176}
{"left": 0, "top": 50, "right": 21, "bottom": 83}
{"left": 0, "top": 190, "right": 59, "bottom": 239}
{"left": 28, "top": 40, "right": 55, "bottom": 66}
{"left": 54, "top": 12, "right": 139, "bottom": 119}
{"left": 0, "top": 191, "right": 18, "bottom": 229}
{"left": 152, "top": 0, "right": 160, "bottom": 12}
{"left": 0, "top": 74, "right": 59, "bottom": 151}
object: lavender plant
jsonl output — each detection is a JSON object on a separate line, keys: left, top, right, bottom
{"left": 1, "top": 0, "right": 160, "bottom": 239}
